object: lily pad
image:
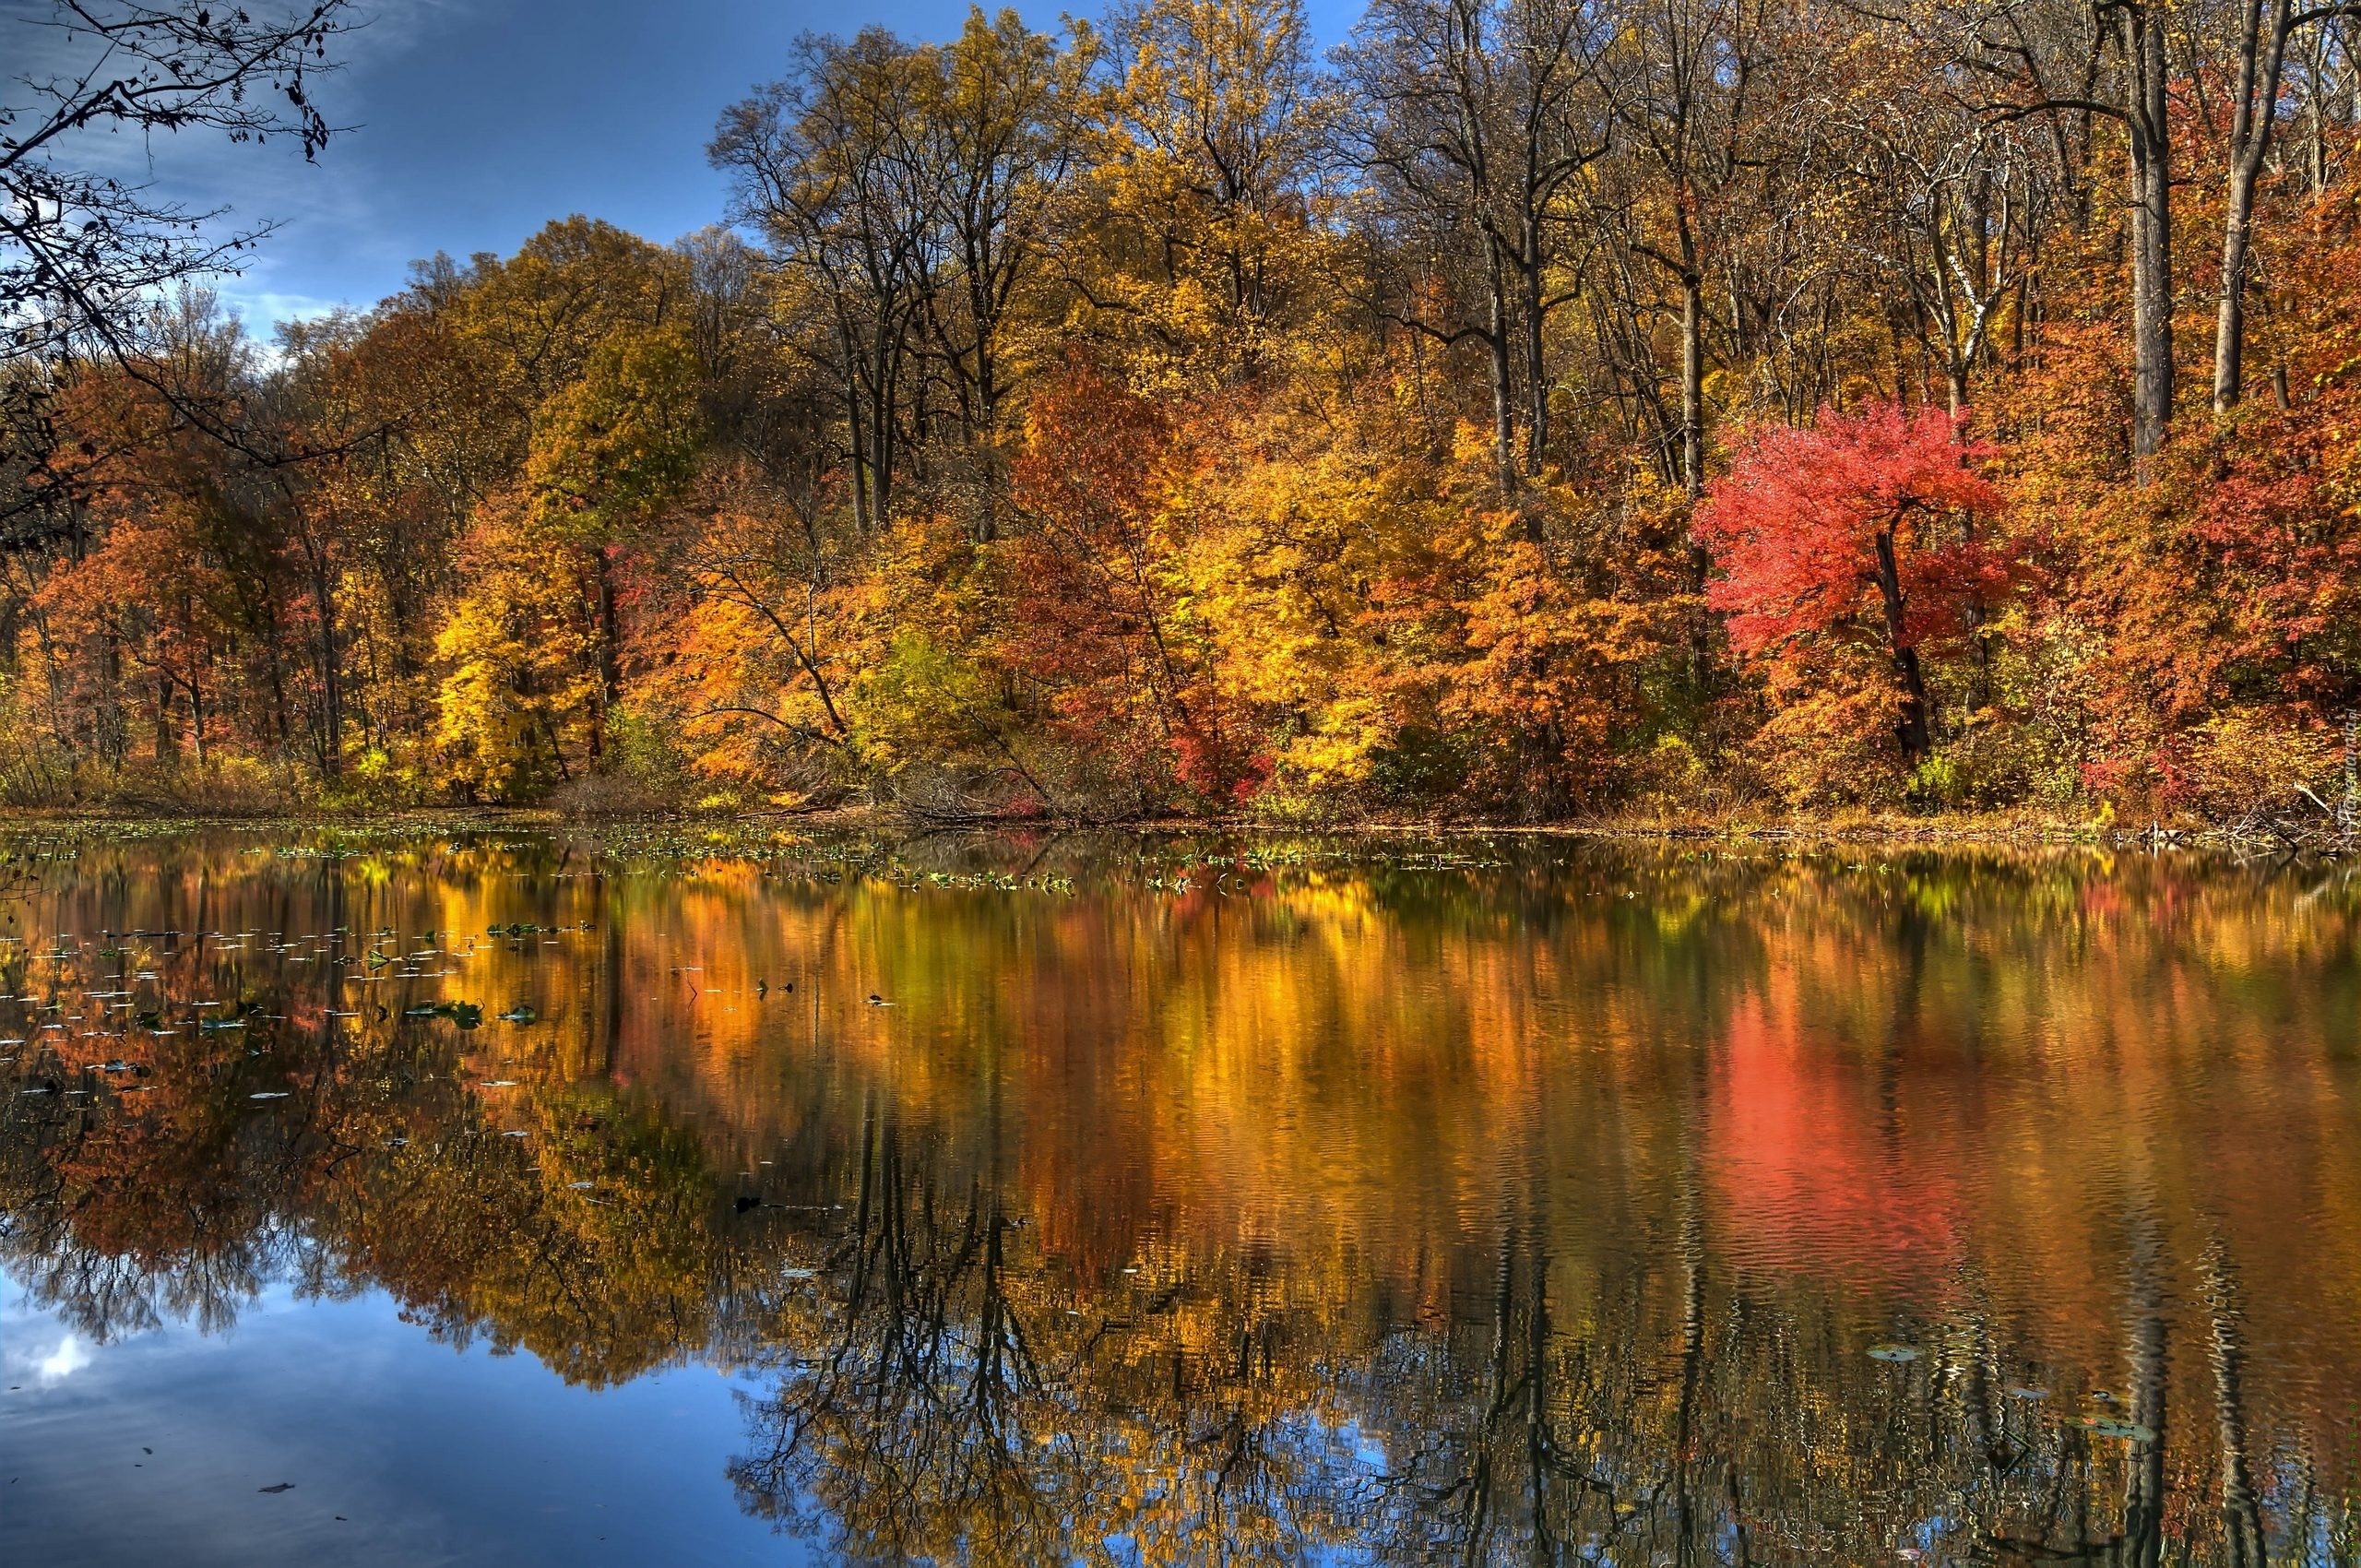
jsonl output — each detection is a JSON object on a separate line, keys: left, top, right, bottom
{"left": 2081, "top": 1415, "right": 2158, "bottom": 1443}
{"left": 1868, "top": 1344, "right": 1922, "bottom": 1363}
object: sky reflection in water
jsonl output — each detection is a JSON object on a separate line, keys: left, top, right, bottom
{"left": 2, "top": 827, "right": 2357, "bottom": 1565}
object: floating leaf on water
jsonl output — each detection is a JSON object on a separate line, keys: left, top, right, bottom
{"left": 497, "top": 1005, "right": 537, "bottom": 1024}
{"left": 1868, "top": 1344, "right": 1922, "bottom": 1363}
{"left": 567, "top": 1181, "right": 595, "bottom": 1190}
{"left": 477, "top": 1079, "right": 518, "bottom": 1088}
{"left": 2081, "top": 1416, "right": 2158, "bottom": 1443}
{"left": 2007, "top": 1386, "right": 2048, "bottom": 1400}
{"left": 249, "top": 1091, "right": 290, "bottom": 1100}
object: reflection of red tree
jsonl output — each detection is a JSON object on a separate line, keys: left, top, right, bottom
{"left": 1710, "top": 994, "right": 1964, "bottom": 1289}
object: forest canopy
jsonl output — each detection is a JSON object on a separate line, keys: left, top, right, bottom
{"left": 5, "top": 0, "right": 2361, "bottom": 826}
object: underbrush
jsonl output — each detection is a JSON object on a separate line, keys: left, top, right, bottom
{"left": 0, "top": 754, "right": 302, "bottom": 816}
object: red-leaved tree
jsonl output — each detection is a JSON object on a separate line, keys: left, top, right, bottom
{"left": 1695, "top": 401, "right": 2011, "bottom": 765}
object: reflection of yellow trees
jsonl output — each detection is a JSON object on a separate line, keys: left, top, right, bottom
{"left": 6, "top": 832, "right": 2361, "bottom": 1559}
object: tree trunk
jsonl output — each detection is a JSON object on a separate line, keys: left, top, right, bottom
{"left": 591, "top": 546, "right": 620, "bottom": 764}
{"left": 846, "top": 388, "right": 873, "bottom": 535}
{"left": 2129, "top": 144, "right": 2174, "bottom": 456}
{"left": 1486, "top": 240, "right": 1519, "bottom": 497}
{"left": 2214, "top": 170, "right": 2257, "bottom": 412}
{"left": 313, "top": 561, "right": 342, "bottom": 778}
{"left": 1681, "top": 269, "right": 1714, "bottom": 695}
{"left": 1521, "top": 221, "right": 1548, "bottom": 480}
{"left": 2214, "top": 0, "right": 2294, "bottom": 415}
{"left": 1874, "top": 525, "right": 1933, "bottom": 760}
{"left": 2128, "top": 11, "right": 2176, "bottom": 460}
{"left": 1680, "top": 273, "right": 1706, "bottom": 497}
{"left": 976, "top": 355, "right": 1000, "bottom": 544}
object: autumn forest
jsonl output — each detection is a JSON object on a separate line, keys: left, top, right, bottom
{"left": 7, "top": 0, "right": 2361, "bottom": 825}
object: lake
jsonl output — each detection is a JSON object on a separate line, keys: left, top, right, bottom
{"left": 2, "top": 826, "right": 2356, "bottom": 1565}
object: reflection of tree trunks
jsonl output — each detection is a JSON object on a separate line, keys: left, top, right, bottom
{"left": 1525, "top": 1233, "right": 1551, "bottom": 1568}
{"left": 1674, "top": 1173, "right": 1705, "bottom": 1567}
{"left": 1960, "top": 1309, "right": 2013, "bottom": 1479}
{"left": 598, "top": 875, "right": 622, "bottom": 1075}
{"left": 1457, "top": 1224, "right": 1516, "bottom": 1560}
{"left": 2119, "top": 1213, "right": 2167, "bottom": 1568}
{"left": 844, "top": 1095, "right": 878, "bottom": 1334}
{"left": 2202, "top": 1238, "right": 2268, "bottom": 1566}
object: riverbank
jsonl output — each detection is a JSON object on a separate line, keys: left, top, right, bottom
{"left": 0, "top": 799, "right": 2327, "bottom": 854}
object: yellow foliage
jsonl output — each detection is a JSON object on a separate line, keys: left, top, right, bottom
{"left": 432, "top": 496, "right": 604, "bottom": 801}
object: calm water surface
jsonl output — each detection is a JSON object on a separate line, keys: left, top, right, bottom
{"left": 2, "top": 828, "right": 2358, "bottom": 1565}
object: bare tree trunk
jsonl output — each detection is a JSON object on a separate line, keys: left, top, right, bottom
{"left": 2215, "top": 0, "right": 2296, "bottom": 414}
{"left": 1680, "top": 267, "right": 1715, "bottom": 695}
{"left": 1522, "top": 221, "right": 1549, "bottom": 480}
{"left": 1680, "top": 273, "right": 1706, "bottom": 497}
{"left": 1487, "top": 239, "right": 1520, "bottom": 497}
{"left": 2215, "top": 163, "right": 2260, "bottom": 412}
{"left": 2128, "top": 9, "right": 2176, "bottom": 460}
{"left": 846, "top": 388, "right": 873, "bottom": 535}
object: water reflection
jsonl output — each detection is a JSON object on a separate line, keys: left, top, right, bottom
{"left": 4, "top": 830, "right": 2360, "bottom": 1564}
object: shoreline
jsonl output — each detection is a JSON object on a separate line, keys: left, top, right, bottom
{"left": 0, "top": 802, "right": 2306, "bottom": 853}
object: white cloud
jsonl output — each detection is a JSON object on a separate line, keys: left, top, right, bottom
{"left": 29, "top": 1331, "right": 92, "bottom": 1385}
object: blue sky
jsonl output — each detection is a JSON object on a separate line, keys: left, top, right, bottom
{"left": 43, "top": 0, "right": 1361, "bottom": 331}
